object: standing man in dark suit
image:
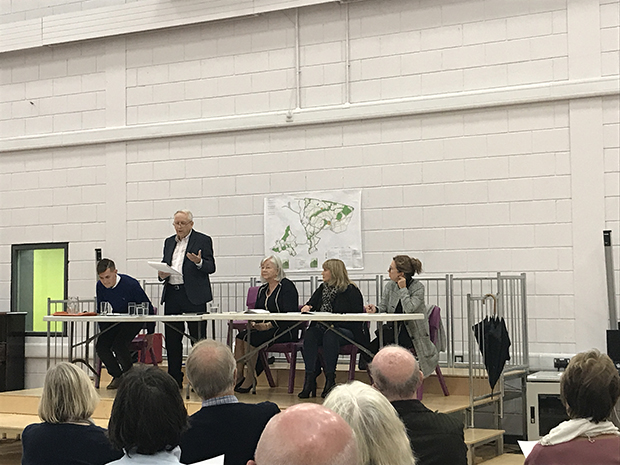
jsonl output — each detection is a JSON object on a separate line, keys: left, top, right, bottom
{"left": 370, "top": 345, "right": 467, "bottom": 465}
{"left": 159, "top": 210, "right": 215, "bottom": 388}
{"left": 180, "top": 339, "right": 279, "bottom": 465}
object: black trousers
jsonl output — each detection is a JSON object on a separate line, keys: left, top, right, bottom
{"left": 163, "top": 284, "right": 207, "bottom": 385}
{"left": 364, "top": 323, "right": 414, "bottom": 364}
{"left": 302, "top": 325, "right": 354, "bottom": 374}
{"left": 96, "top": 322, "right": 143, "bottom": 379}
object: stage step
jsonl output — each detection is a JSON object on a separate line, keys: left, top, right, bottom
{"left": 0, "top": 414, "right": 110, "bottom": 438}
{"left": 479, "top": 452, "right": 525, "bottom": 465}
{"left": 464, "top": 428, "right": 505, "bottom": 465}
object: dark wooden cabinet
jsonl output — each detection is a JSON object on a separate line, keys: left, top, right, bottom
{"left": 0, "top": 312, "right": 26, "bottom": 391}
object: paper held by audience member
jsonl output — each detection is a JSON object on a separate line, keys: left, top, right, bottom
{"left": 244, "top": 309, "right": 270, "bottom": 314}
{"left": 148, "top": 261, "right": 182, "bottom": 276}
{"left": 518, "top": 440, "right": 538, "bottom": 458}
{"left": 191, "top": 454, "right": 225, "bottom": 465}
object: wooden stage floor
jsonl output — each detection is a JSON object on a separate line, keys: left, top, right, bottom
{"left": 0, "top": 365, "right": 525, "bottom": 465}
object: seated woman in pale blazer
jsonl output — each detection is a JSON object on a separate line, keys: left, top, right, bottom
{"left": 364, "top": 255, "right": 438, "bottom": 377}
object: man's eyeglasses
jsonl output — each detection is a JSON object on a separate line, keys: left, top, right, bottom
{"left": 173, "top": 221, "right": 191, "bottom": 227}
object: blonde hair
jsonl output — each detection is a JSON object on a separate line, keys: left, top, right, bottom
{"left": 38, "top": 362, "right": 99, "bottom": 424}
{"left": 324, "top": 381, "right": 416, "bottom": 465}
{"left": 323, "top": 259, "right": 354, "bottom": 292}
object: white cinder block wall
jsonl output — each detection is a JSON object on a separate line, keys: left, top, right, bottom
{"left": 0, "top": 0, "right": 618, "bottom": 387}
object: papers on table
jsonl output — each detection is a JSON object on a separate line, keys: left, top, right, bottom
{"left": 244, "top": 309, "right": 270, "bottom": 314}
{"left": 148, "top": 261, "right": 182, "bottom": 276}
{"left": 518, "top": 440, "right": 538, "bottom": 457}
{"left": 190, "top": 455, "right": 225, "bottom": 465}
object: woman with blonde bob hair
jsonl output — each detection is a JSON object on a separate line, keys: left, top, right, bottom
{"left": 21, "top": 362, "right": 122, "bottom": 465}
{"left": 299, "top": 259, "right": 366, "bottom": 398}
{"left": 324, "top": 380, "right": 416, "bottom": 465}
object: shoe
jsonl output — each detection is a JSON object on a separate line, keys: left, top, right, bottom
{"left": 298, "top": 372, "right": 318, "bottom": 399}
{"left": 321, "top": 372, "right": 336, "bottom": 398}
{"left": 234, "top": 377, "right": 246, "bottom": 390}
{"left": 106, "top": 377, "right": 121, "bottom": 390}
{"left": 234, "top": 377, "right": 256, "bottom": 395}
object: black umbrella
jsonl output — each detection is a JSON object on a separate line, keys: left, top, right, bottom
{"left": 472, "top": 298, "right": 511, "bottom": 390}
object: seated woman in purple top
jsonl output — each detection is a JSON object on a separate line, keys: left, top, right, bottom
{"left": 21, "top": 362, "right": 123, "bottom": 465}
{"left": 525, "top": 349, "right": 620, "bottom": 465}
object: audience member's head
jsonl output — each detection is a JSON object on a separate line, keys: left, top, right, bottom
{"left": 108, "top": 365, "right": 188, "bottom": 455}
{"left": 38, "top": 362, "right": 98, "bottom": 424}
{"left": 248, "top": 403, "right": 359, "bottom": 465}
{"left": 561, "top": 349, "right": 620, "bottom": 423}
{"left": 370, "top": 345, "right": 423, "bottom": 401}
{"left": 324, "top": 381, "right": 415, "bottom": 465}
{"left": 186, "top": 339, "right": 236, "bottom": 400}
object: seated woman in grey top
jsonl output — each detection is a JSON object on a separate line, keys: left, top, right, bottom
{"left": 365, "top": 255, "right": 438, "bottom": 377}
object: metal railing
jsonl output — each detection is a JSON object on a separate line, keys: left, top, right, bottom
{"left": 46, "top": 298, "right": 98, "bottom": 374}
{"left": 464, "top": 273, "right": 529, "bottom": 427}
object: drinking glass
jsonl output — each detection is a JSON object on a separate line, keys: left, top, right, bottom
{"left": 99, "top": 301, "right": 111, "bottom": 315}
{"left": 67, "top": 297, "right": 78, "bottom": 314}
{"left": 137, "top": 303, "right": 147, "bottom": 316}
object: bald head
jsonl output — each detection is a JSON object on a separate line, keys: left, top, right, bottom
{"left": 249, "top": 403, "right": 359, "bottom": 465}
{"left": 370, "top": 345, "right": 422, "bottom": 401}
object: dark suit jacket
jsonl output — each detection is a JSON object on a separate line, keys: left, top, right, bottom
{"left": 179, "top": 401, "right": 280, "bottom": 465}
{"left": 392, "top": 399, "right": 467, "bottom": 465}
{"left": 161, "top": 229, "right": 216, "bottom": 306}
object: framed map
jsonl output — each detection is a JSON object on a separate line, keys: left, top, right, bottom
{"left": 264, "top": 190, "right": 363, "bottom": 271}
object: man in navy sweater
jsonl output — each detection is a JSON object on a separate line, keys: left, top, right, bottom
{"left": 96, "top": 258, "right": 155, "bottom": 389}
{"left": 180, "top": 339, "right": 279, "bottom": 465}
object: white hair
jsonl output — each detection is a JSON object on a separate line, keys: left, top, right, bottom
{"left": 324, "top": 381, "right": 416, "bottom": 465}
{"left": 174, "top": 210, "right": 193, "bottom": 222}
{"left": 261, "top": 255, "right": 286, "bottom": 282}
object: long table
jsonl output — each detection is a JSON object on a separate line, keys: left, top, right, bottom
{"left": 43, "top": 311, "right": 424, "bottom": 383}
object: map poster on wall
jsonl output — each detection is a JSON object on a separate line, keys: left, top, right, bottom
{"left": 264, "top": 190, "right": 363, "bottom": 272}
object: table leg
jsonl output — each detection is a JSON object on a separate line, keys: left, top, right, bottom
{"left": 68, "top": 321, "right": 74, "bottom": 363}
